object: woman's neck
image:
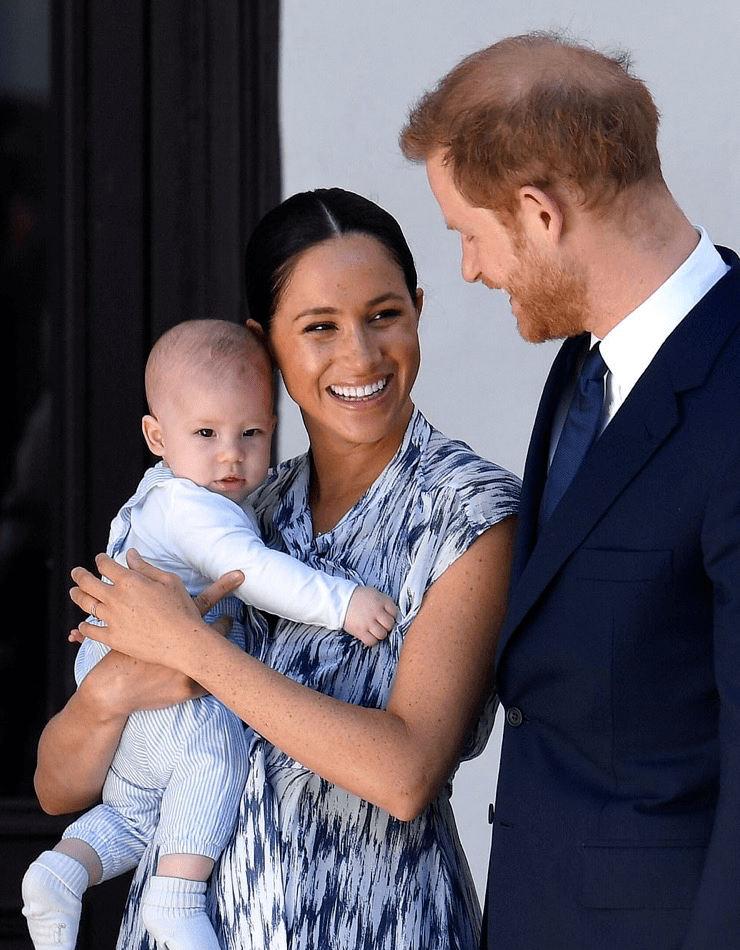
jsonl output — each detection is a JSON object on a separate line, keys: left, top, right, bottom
{"left": 306, "top": 407, "right": 413, "bottom": 535}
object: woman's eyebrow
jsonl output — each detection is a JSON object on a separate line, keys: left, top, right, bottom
{"left": 294, "top": 305, "right": 338, "bottom": 320}
{"left": 293, "top": 292, "right": 406, "bottom": 321}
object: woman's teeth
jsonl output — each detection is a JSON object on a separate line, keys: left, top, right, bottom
{"left": 330, "top": 378, "right": 388, "bottom": 400}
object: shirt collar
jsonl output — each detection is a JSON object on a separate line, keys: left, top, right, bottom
{"left": 594, "top": 227, "right": 729, "bottom": 395}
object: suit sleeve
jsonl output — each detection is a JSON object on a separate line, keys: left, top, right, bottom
{"left": 151, "top": 480, "right": 357, "bottom": 631}
{"left": 683, "top": 438, "right": 740, "bottom": 947}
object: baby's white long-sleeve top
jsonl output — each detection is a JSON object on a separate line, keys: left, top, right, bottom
{"left": 107, "top": 463, "right": 356, "bottom": 630}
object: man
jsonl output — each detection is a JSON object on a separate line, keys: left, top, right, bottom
{"left": 401, "top": 31, "right": 740, "bottom": 950}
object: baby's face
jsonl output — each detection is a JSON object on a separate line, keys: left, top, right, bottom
{"left": 154, "top": 368, "right": 275, "bottom": 504}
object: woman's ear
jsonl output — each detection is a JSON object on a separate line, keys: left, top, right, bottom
{"left": 245, "top": 318, "right": 266, "bottom": 341}
{"left": 246, "top": 317, "right": 275, "bottom": 364}
{"left": 142, "top": 414, "right": 166, "bottom": 458}
{"left": 415, "top": 287, "right": 424, "bottom": 319}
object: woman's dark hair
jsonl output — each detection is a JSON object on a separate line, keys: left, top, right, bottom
{"left": 244, "top": 188, "right": 418, "bottom": 332}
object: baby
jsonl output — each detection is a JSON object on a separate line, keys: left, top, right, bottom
{"left": 22, "top": 319, "right": 396, "bottom": 949}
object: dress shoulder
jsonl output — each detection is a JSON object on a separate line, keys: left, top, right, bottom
{"left": 399, "top": 417, "right": 519, "bottom": 592}
{"left": 421, "top": 424, "right": 521, "bottom": 498}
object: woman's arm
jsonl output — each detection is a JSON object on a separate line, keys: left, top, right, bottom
{"left": 35, "top": 573, "right": 243, "bottom": 815}
{"left": 35, "top": 652, "right": 169, "bottom": 814}
{"left": 71, "top": 519, "right": 515, "bottom": 820}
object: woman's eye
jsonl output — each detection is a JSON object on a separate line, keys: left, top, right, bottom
{"left": 373, "top": 308, "right": 401, "bottom": 321}
{"left": 304, "top": 322, "right": 334, "bottom": 333}
{"left": 197, "top": 428, "right": 215, "bottom": 438}
{"left": 243, "top": 428, "right": 259, "bottom": 438}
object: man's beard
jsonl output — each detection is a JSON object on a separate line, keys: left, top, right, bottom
{"left": 507, "top": 244, "right": 590, "bottom": 344}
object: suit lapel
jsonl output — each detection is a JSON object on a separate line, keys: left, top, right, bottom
{"left": 510, "top": 335, "right": 586, "bottom": 581}
{"left": 498, "top": 249, "right": 740, "bottom": 658}
{"left": 502, "top": 361, "right": 679, "bottom": 642}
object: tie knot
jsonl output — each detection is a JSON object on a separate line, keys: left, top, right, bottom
{"left": 581, "top": 343, "right": 608, "bottom": 383}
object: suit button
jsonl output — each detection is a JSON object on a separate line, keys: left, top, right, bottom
{"left": 506, "top": 706, "right": 524, "bottom": 727}
{"left": 488, "top": 803, "right": 495, "bottom": 824}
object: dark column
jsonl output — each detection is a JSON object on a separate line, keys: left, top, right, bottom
{"left": 0, "top": 2, "right": 280, "bottom": 945}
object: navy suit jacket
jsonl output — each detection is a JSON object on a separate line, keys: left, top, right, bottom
{"left": 484, "top": 247, "right": 740, "bottom": 950}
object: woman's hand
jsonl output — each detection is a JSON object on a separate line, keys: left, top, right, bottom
{"left": 69, "top": 549, "right": 244, "bottom": 670}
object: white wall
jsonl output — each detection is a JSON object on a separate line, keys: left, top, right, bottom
{"left": 279, "top": 0, "right": 740, "bottom": 900}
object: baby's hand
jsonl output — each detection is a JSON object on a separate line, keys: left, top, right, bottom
{"left": 343, "top": 586, "right": 397, "bottom": 647}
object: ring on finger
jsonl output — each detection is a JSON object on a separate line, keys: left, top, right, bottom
{"left": 90, "top": 601, "right": 98, "bottom": 620}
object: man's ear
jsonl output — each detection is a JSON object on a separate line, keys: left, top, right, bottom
{"left": 142, "top": 414, "right": 166, "bottom": 458}
{"left": 516, "top": 185, "right": 565, "bottom": 247}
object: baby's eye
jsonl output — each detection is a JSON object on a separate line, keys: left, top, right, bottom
{"left": 197, "top": 428, "right": 216, "bottom": 438}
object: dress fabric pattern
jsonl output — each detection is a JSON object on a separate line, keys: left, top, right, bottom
{"left": 117, "top": 410, "right": 520, "bottom": 949}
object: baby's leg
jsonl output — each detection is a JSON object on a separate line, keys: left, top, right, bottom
{"left": 141, "top": 854, "right": 220, "bottom": 950}
{"left": 23, "top": 794, "right": 151, "bottom": 949}
{"left": 140, "top": 697, "right": 249, "bottom": 949}
{"left": 21, "top": 842, "right": 98, "bottom": 949}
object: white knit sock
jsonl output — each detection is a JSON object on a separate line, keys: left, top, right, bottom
{"left": 22, "top": 850, "right": 89, "bottom": 949}
{"left": 141, "top": 875, "right": 220, "bottom": 950}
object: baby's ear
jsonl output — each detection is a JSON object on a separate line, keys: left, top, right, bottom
{"left": 142, "top": 414, "right": 166, "bottom": 458}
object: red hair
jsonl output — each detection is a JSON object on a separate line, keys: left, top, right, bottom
{"left": 400, "top": 32, "right": 663, "bottom": 217}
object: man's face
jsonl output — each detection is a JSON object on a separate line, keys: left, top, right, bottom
{"left": 425, "top": 153, "right": 589, "bottom": 342}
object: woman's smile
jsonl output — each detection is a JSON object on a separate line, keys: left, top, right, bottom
{"left": 329, "top": 376, "right": 390, "bottom": 402}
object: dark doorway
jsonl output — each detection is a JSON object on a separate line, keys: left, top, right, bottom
{"left": 0, "top": 2, "right": 280, "bottom": 945}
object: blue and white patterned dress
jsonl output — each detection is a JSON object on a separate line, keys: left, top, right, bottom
{"left": 118, "top": 409, "right": 520, "bottom": 949}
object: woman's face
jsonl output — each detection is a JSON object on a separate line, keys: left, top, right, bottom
{"left": 268, "top": 233, "right": 422, "bottom": 452}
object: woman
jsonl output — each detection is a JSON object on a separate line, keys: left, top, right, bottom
{"left": 38, "top": 189, "right": 520, "bottom": 949}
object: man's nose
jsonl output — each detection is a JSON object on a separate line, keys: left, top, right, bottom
{"left": 461, "top": 241, "right": 480, "bottom": 284}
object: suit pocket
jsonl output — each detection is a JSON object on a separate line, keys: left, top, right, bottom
{"left": 580, "top": 839, "right": 705, "bottom": 909}
{"left": 573, "top": 548, "right": 672, "bottom": 582}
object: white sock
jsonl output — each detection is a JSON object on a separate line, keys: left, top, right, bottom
{"left": 141, "top": 875, "right": 220, "bottom": 950}
{"left": 22, "top": 850, "right": 89, "bottom": 949}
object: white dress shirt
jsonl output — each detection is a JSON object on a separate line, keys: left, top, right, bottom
{"left": 548, "top": 228, "right": 730, "bottom": 462}
{"left": 596, "top": 226, "right": 729, "bottom": 432}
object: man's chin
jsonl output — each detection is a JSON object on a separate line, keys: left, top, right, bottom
{"left": 515, "top": 314, "right": 556, "bottom": 344}
{"left": 514, "top": 307, "right": 585, "bottom": 344}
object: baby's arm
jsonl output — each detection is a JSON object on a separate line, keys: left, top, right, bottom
{"left": 156, "top": 482, "right": 396, "bottom": 644}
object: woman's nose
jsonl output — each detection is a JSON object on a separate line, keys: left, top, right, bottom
{"left": 342, "top": 327, "right": 377, "bottom": 367}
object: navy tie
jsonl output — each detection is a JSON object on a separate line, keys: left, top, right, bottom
{"left": 540, "top": 343, "right": 608, "bottom": 523}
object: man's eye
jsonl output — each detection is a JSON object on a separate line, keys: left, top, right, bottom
{"left": 197, "top": 428, "right": 215, "bottom": 438}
